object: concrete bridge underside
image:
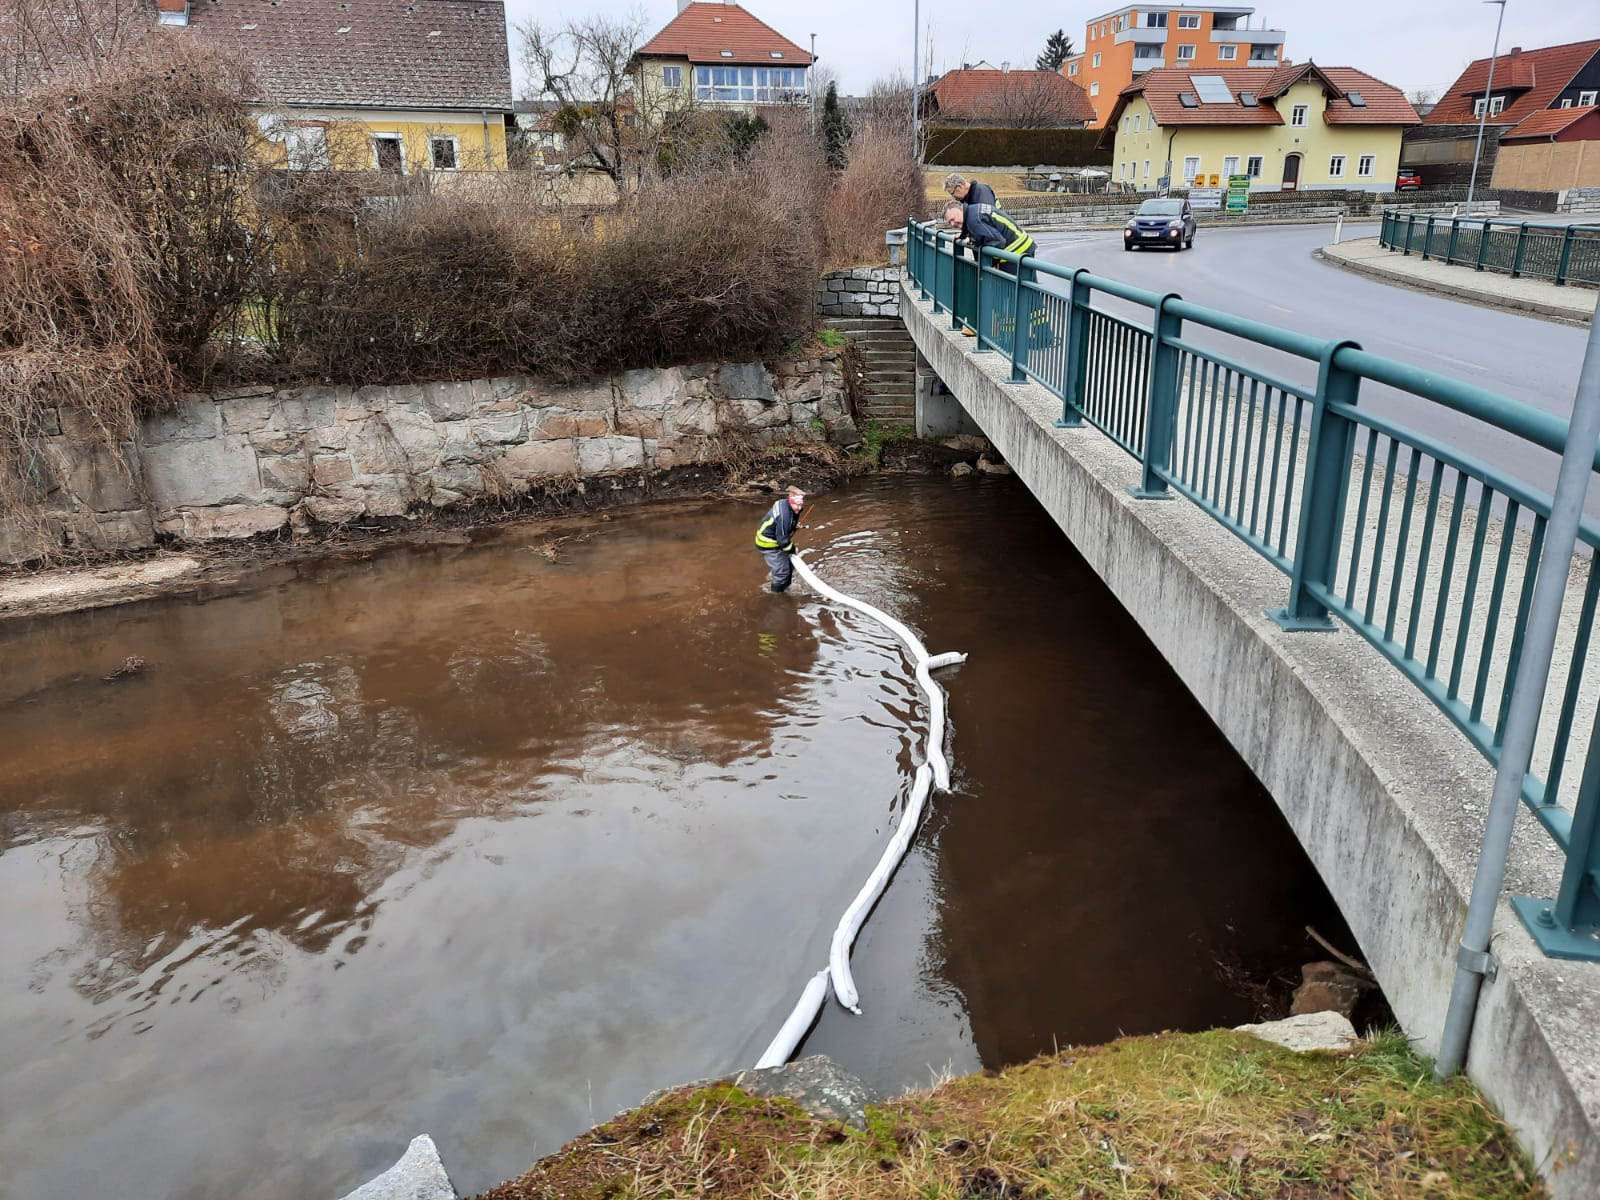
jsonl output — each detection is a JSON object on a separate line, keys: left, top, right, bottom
{"left": 900, "top": 279, "right": 1600, "bottom": 1198}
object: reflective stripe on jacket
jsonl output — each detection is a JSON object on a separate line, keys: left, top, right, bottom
{"left": 754, "top": 499, "right": 796, "bottom": 550}
{"left": 965, "top": 206, "right": 1035, "bottom": 258}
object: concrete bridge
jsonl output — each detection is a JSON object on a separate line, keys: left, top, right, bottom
{"left": 899, "top": 225, "right": 1600, "bottom": 1198}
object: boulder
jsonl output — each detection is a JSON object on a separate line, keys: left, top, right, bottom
{"left": 337, "top": 1134, "right": 454, "bottom": 1200}
{"left": 1235, "top": 1011, "right": 1358, "bottom": 1053}
{"left": 951, "top": 462, "right": 975, "bottom": 478}
{"left": 976, "top": 456, "right": 1013, "bottom": 476}
{"left": 1290, "top": 961, "right": 1369, "bottom": 1019}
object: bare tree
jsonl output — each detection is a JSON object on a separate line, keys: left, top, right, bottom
{"left": 937, "top": 69, "right": 1086, "bottom": 129}
{"left": 0, "top": 0, "right": 147, "bottom": 96}
{"left": 1408, "top": 86, "right": 1438, "bottom": 110}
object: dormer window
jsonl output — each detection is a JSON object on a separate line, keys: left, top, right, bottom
{"left": 770, "top": 51, "right": 783, "bottom": 58}
{"left": 720, "top": 50, "right": 733, "bottom": 57}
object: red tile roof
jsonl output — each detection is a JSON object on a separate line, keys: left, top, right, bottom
{"left": 636, "top": 2, "right": 812, "bottom": 67}
{"left": 1501, "top": 105, "right": 1600, "bottom": 142}
{"left": 179, "top": 0, "right": 512, "bottom": 111}
{"left": 1106, "top": 65, "right": 1417, "bottom": 134}
{"left": 1425, "top": 39, "right": 1600, "bottom": 126}
{"left": 928, "top": 68, "right": 1094, "bottom": 126}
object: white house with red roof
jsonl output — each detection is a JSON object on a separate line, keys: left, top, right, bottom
{"left": 632, "top": 1, "right": 814, "bottom": 116}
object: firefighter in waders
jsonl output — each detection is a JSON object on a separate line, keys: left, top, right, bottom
{"left": 942, "top": 199, "right": 1052, "bottom": 352}
{"left": 754, "top": 486, "right": 805, "bottom": 593}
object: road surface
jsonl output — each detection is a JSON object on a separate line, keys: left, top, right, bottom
{"left": 1031, "top": 221, "right": 1593, "bottom": 510}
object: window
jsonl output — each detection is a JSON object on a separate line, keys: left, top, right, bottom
{"left": 371, "top": 133, "right": 404, "bottom": 173}
{"left": 1328, "top": 154, "right": 1346, "bottom": 178}
{"left": 1144, "top": 159, "right": 1151, "bottom": 178}
{"left": 1581, "top": 90, "right": 1599, "bottom": 106}
{"left": 1092, "top": 52, "right": 1102, "bottom": 68}
{"left": 1218, "top": 44, "right": 1237, "bottom": 61}
{"left": 281, "top": 125, "right": 327, "bottom": 170}
{"left": 1090, "top": 81, "right": 1100, "bottom": 96}
{"left": 1562, "top": 98, "right": 1575, "bottom": 108}
{"left": 1183, "top": 155, "right": 1200, "bottom": 183}
{"left": 1176, "top": 44, "right": 1196, "bottom": 60}
{"left": 1291, "top": 104, "right": 1308, "bottom": 127}
{"left": 1246, "top": 155, "right": 1263, "bottom": 178}
{"left": 1146, "top": 12, "right": 1167, "bottom": 27}
{"left": 694, "top": 64, "right": 805, "bottom": 102}
{"left": 1473, "top": 97, "right": 1488, "bottom": 116}
{"left": 1358, "top": 154, "right": 1375, "bottom": 177}
{"left": 1068, "top": 61, "right": 1079, "bottom": 76}
{"left": 1132, "top": 113, "right": 1142, "bottom": 132}
{"left": 662, "top": 65, "right": 682, "bottom": 89}
{"left": 1223, "top": 155, "right": 1239, "bottom": 177}
{"left": 1488, "top": 95, "right": 1506, "bottom": 115}
{"left": 1177, "top": 13, "right": 1201, "bottom": 28}
{"left": 429, "top": 136, "right": 459, "bottom": 170}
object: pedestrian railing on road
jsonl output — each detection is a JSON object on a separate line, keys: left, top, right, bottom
{"left": 1378, "top": 209, "right": 1600, "bottom": 288}
{"left": 906, "top": 217, "right": 1600, "bottom": 960}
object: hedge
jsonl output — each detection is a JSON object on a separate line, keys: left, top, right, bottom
{"left": 925, "top": 126, "right": 1112, "bottom": 168}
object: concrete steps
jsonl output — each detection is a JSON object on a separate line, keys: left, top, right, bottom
{"left": 824, "top": 316, "right": 916, "bottom": 423}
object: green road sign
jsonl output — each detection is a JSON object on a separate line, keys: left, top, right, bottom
{"left": 1226, "top": 173, "right": 1251, "bottom": 213}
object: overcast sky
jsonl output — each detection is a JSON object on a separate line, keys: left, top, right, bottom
{"left": 504, "top": 1, "right": 1596, "bottom": 102}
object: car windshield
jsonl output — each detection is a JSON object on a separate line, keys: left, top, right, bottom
{"left": 1137, "top": 200, "right": 1184, "bottom": 216}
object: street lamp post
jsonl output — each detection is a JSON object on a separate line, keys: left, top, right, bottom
{"left": 912, "top": 0, "right": 921, "bottom": 162}
{"left": 1465, "top": 0, "right": 1507, "bottom": 212}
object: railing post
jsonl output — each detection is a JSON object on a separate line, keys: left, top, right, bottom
{"left": 1056, "top": 267, "right": 1092, "bottom": 428}
{"left": 1008, "top": 258, "right": 1030, "bottom": 384}
{"left": 1514, "top": 718, "right": 1600, "bottom": 956}
{"left": 1130, "top": 292, "right": 1184, "bottom": 500}
{"left": 1511, "top": 221, "right": 1529, "bottom": 278}
{"left": 1421, "top": 214, "right": 1435, "bottom": 260}
{"left": 930, "top": 232, "right": 944, "bottom": 315}
{"left": 1446, "top": 216, "right": 1461, "bottom": 265}
{"left": 1556, "top": 225, "right": 1576, "bottom": 286}
{"left": 1402, "top": 213, "right": 1416, "bottom": 255}
{"left": 1475, "top": 217, "right": 1491, "bottom": 271}
{"left": 1269, "top": 339, "right": 1362, "bottom": 632}
{"left": 966, "top": 248, "right": 979, "bottom": 352}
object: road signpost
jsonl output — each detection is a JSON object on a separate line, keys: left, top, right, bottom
{"left": 1189, "top": 188, "right": 1223, "bottom": 211}
{"left": 1226, "top": 174, "right": 1251, "bottom": 214}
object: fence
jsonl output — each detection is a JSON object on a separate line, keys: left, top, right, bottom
{"left": 1378, "top": 209, "right": 1600, "bottom": 287}
{"left": 906, "top": 217, "right": 1600, "bottom": 960}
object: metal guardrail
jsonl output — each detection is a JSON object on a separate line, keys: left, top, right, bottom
{"left": 905, "top": 216, "right": 1600, "bottom": 960}
{"left": 1378, "top": 209, "right": 1600, "bottom": 287}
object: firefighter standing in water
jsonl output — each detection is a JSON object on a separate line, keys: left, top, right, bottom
{"left": 754, "top": 486, "right": 805, "bottom": 592}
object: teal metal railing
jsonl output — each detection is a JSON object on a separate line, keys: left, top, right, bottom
{"left": 906, "top": 217, "right": 1600, "bottom": 960}
{"left": 1377, "top": 209, "right": 1600, "bottom": 287}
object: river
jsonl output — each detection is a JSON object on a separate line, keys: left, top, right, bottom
{"left": 0, "top": 474, "right": 1352, "bottom": 1198}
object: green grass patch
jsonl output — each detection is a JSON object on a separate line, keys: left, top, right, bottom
{"left": 853, "top": 419, "right": 916, "bottom": 467}
{"left": 477, "top": 1029, "right": 1544, "bottom": 1199}
{"left": 818, "top": 328, "right": 847, "bottom": 349}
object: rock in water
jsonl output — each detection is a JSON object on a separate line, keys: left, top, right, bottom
{"left": 976, "top": 457, "right": 1012, "bottom": 476}
{"left": 951, "top": 462, "right": 975, "bottom": 478}
{"left": 1235, "top": 1011, "right": 1358, "bottom": 1053}
{"left": 1290, "top": 960, "right": 1368, "bottom": 1018}
{"left": 337, "top": 1134, "right": 454, "bottom": 1200}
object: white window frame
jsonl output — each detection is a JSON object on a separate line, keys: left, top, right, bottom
{"left": 1183, "top": 155, "right": 1200, "bottom": 183}
{"left": 1357, "top": 154, "right": 1375, "bottom": 178}
{"left": 662, "top": 64, "right": 683, "bottom": 89}
{"left": 370, "top": 132, "right": 405, "bottom": 172}
{"left": 1068, "top": 61, "right": 1079, "bottom": 76}
{"left": 428, "top": 134, "right": 460, "bottom": 171}
{"left": 1176, "top": 44, "right": 1196, "bottom": 61}
{"left": 1177, "top": 13, "right": 1201, "bottom": 28}
{"left": 1092, "top": 51, "right": 1102, "bottom": 68}
{"left": 1488, "top": 95, "right": 1506, "bottom": 115}
{"left": 280, "top": 124, "right": 327, "bottom": 171}
{"left": 1223, "top": 155, "right": 1239, "bottom": 177}
{"left": 1562, "top": 98, "right": 1574, "bottom": 108}
{"left": 1090, "top": 81, "right": 1100, "bottom": 97}
{"left": 1246, "top": 155, "right": 1263, "bottom": 178}
{"left": 1473, "top": 97, "right": 1486, "bottom": 117}
{"left": 1291, "top": 104, "right": 1308, "bottom": 127}
{"left": 1581, "top": 90, "right": 1599, "bottom": 106}
{"left": 1132, "top": 113, "right": 1142, "bottom": 132}
{"left": 1217, "top": 44, "right": 1237, "bottom": 61}
{"left": 1328, "top": 154, "right": 1346, "bottom": 179}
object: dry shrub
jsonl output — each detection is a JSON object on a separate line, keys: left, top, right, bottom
{"left": 0, "top": 39, "right": 267, "bottom": 559}
{"left": 265, "top": 114, "right": 830, "bottom": 385}
{"left": 826, "top": 124, "right": 924, "bottom": 267}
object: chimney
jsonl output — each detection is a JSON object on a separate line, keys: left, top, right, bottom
{"left": 156, "top": 0, "right": 190, "bottom": 24}
{"left": 1507, "top": 46, "right": 1522, "bottom": 56}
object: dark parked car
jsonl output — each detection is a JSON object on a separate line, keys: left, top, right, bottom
{"left": 1124, "top": 198, "right": 1196, "bottom": 251}
{"left": 1395, "top": 170, "right": 1423, "bottom": 190}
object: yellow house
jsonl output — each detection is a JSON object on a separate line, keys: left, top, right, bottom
{"left": 160, "top": 0, "right": 513, "bottom": 173}
{"left": 1101, "top": 63, "right": 1419, "bottom": 193}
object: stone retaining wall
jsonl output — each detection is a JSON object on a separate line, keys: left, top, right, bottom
{"left": 5, "top": 356, "right": 852, "bottom": 563}
{"left": 817, "top": 267, "right": 900, "bottom": 318}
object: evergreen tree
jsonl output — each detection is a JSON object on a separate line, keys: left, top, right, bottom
{"left": 819, "top": 82, "right": 851, "bottom": 170}
{"left": 1035, "top": 29, "right": 1074, "bottom": 73}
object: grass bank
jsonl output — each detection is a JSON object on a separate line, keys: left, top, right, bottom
{"left": 479, "top": 1029, "right": 1540, "bottom": 1200}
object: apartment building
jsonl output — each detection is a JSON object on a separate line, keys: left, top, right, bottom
{"left": 1062, "top": 5, "right": 1287, "bottom": 127}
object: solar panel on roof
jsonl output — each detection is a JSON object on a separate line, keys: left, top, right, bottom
{"left": 1239, "top": 91, "right": 1258, "bottom": 106}
{"left": 1189, "top": 74, "right": 1234, "bottom": 104}
{"left": 1347, "top": 91, "right": 1367, "bottom": 107}
{"left": 1179, "top": 92, "right": 1199, "bottom": 108}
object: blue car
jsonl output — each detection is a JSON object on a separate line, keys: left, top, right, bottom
{"left": 1124, "top": 198, "right": 1196, "bottom": 252}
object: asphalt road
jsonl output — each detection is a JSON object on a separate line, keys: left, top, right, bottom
{"left": 1031, "top": 221, "right": 1593, "bottom": 508}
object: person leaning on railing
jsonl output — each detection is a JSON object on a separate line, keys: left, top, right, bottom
{"left": 942, "top": 199, "right": 1039, "bottom": 339}
{"left": 943, "top": 172, "right": 997, "bottom": 217}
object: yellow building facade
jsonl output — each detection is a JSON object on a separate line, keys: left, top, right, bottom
{"left": 256, "top": 108, "right": 509, "bottom": 175}
{"left": 1104, "top": 68, "right": 1417, "bottom": 193}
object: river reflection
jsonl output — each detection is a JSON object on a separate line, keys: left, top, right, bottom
{"left": 0, "top": 477, "right": 1349, "bottom": 1198}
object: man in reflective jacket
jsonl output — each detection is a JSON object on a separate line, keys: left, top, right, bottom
{"left": 943, "top": 199, "right": 1035, "bottom": 265}
{"left": 943, "top": 173, "right": 997, "bottom": 216}
{"left": 754, "top": 486, "right": 806, "bottom": 592}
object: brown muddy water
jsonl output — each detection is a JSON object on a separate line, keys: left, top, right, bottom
{"left": 0, "top": 475, "right": 1353, "bottom": 1199}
